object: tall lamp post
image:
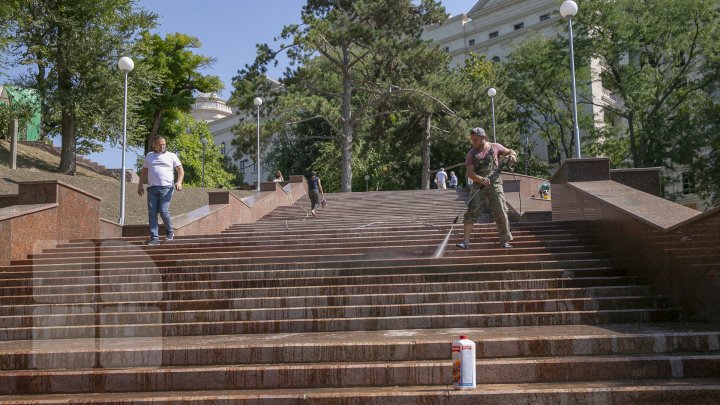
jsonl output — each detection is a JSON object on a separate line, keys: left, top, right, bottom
{"left": 524, "top": 137, "right": 529, "bottom": 176}
{"left": 560, "top": 0, "right": 581, "bottom": 159}
{"left": 200, "top": 137, "right": 207, "bottom": 188}
{"left": 487, "top": 87, "right": 497, "bottom": 143}
{"left": 253, "top": 97, "right": 263, "bottom": 190}
{"left": 117, "top": 56, "right": 134, "bottom": 226}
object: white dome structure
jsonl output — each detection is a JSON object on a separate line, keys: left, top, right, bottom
{"left": 191, "top": 92, "right": 233, "bottom": 123}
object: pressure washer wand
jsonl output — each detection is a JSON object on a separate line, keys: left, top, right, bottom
{"left": 452, "top": 159, "right": 510, "bottom": 224}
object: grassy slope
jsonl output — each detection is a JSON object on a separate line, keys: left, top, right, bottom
{"left": 0, "top": 140, "right": 250, "bottom": 225}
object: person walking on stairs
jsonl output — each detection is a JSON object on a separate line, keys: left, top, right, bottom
{"left": 138, "top": 135, "right": 184, "bottom": 245}
{"left": 456, "top": 127, "right": 517, "bottom": 250}
{"left": 307, "top": 171, "right": 324, "bottom": 216}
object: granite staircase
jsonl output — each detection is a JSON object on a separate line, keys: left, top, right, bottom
{"left": 0, "top": 189, "right": 719, "bottom": 404}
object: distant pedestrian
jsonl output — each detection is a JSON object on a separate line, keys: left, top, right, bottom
{"left": 435, "top": 168, "right": 448, "bottom": 189}
{"left": 137, "top": 135, "right": 184, "bottom": 245}
{"left": 273, "top": 170, "right": 284, "bottom": 182}
{"left": 307, "top": 171, "right": 324, "bottom": 216}
{"left": 456, "top": 127, "right": 517, "bottom": 250}
{"left": 448, "top": 171, "right": 458, "bottom": 189}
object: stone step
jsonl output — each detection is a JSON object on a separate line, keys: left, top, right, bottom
{"left": 0, "top": 308, "right": 678, "bottom": 340}
{"left": 1, "top": 353, "right": 718, "bottom": 394}
{"left": 0, "top": 275, "right": 641, "bottom": 305}
{"left": 13, "top": 241, "right": 603, "bottom": 266}
{"left": 4, "top": 380, "right": 720, "bottom": 405}
{"left": 0, "top": 286, "right": 652, "bottom": 316}
{"left": 0, "top": 249, "right": 610, "bottom": 274}
{"left": 0, "top": 256, "right": 615, "bottom": 281}
{"left": 0, "top": 271, "right": 638, "bottom": 300}
{"left": 0, "top": 265, "right": 624, "bottom": 289}
{"left": 3, "top": 325, "right": 717, "bottom": 370}
{"left": 0, "top": 296, "right": 666, "bottom": 328}
{"left": 58, "top": 224, "right": 581, "bottom": 249}
{"left": 34, "top": 232, "right": 594, "bottom": 258}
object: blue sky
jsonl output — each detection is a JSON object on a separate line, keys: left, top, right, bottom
{"left": 140, "top": 0, "right": 479, "bottom": 99}
{"left": 6, "top": 0, "right": 480, "bottom": 168}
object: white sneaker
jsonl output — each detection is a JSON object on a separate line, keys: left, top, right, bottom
{"left": 311, "top": 209, "right": 316, "bottom": 216}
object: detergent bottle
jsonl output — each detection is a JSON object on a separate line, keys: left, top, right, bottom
{"left": 452, "top": 335, "right": 476, "bottom": 389}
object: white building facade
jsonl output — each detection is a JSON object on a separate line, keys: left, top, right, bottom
{"left": 191, "top": 93, "right": 266, "bottom": 186}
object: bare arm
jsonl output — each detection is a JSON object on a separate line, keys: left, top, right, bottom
{"left": 175, "top": 165, "right": 184, "bottom": 191}
{"left": 498, "top": 148, "right": 518, "bottom": 166}
{"left": 466, "top": 164, "right": 490, "bottom": 186}
{"left": 318, "top": 178, "right": 324, "bottom": 197}
{"left": 137, "top": 167, "right": 148, "bottom": 196}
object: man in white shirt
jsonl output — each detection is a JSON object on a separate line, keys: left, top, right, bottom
{"left": 435, "top": 168, "right": 448, "bottom": 189}
{"left": 137, "top": 135, "right": 184, "bottom": 245}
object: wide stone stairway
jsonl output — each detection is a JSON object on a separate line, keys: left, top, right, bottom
{"left": 1, "top": 189, "right": 719, "bottom": 404}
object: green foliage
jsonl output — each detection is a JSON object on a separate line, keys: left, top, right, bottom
{"left": 3, "top": 0, "right": 157, "bottom": 173}
{"left": 567, "top": 0, "right": 720, "bottom": 202}
{"left": 232, "top": 0, "right": 447, "bottom": 192}
{"left": 503, "top": 33, "right": 593, "bottom": 160}
{"left": 135, "top": 32, "right": 223, "bottom": 146}
{"left": 0, "top": 101, "right": 34, "bottom": 139}
{"left": 137, "top": 114, "right": 236, "bottom": 188}
{"left": 573, "top": 0, "right": 720, "bottom": 171}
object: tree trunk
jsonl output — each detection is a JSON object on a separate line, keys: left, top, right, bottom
{"left": 147, "top": 108, "right": 163, "bottom": 154}
{"left": 57, "top": 34, "right": 76, "bottom": 175}
{"left": 340, "top": 44, "right": 353, "bottom": 193}
{"left": 58, "top": 106, "right": 77, "bottom": 174}
{"left": 421, "top": 114, "right": 432, "bottom": 190}
{"left": 627, "top": 112, "right": 638, "bottom": 168}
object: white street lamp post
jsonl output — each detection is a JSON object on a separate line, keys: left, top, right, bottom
{"left": 560, "top": 0, "right": 582, "bottom": 159}
{"left": 487, "top": 87, "right": 497, "bottom": 143}
{"left": 200, "top": 137, "right": 207, "bottom": 188}
{"left": 364, "top": 174, "right": 370, "bottom": 192}
{"left": 118, "top": 56, "right": 134, "bottom": 226}
{"left": 253, "top": 97, "right": 263, "bottom": 191}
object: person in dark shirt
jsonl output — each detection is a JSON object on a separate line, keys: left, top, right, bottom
{"left": 307, "top": 171, "right": 324, "bottom": 216}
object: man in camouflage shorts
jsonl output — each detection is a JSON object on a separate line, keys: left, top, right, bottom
{"left": 456, "top": 127, "right": 517, "bottom": 249}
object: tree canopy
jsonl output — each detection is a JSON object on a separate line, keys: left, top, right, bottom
{"left": 3, "top": 0, "right": 157, "bottom": 174}
{"left": 135, "top": 32, "right": 223, "bottom": 150}
{"left": 571, "top": 0, "right": 720, "bottom": 202}
{"left": 233, "top": 0, "right": 448, "bottom": 192}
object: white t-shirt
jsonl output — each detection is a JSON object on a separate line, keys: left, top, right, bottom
{"left": 143, "top": 151, "right": 182, "bottom": 187}
{"left": 435, "top": 170, "right": 448, "bottom": 183}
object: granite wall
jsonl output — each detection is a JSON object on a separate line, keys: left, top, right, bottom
{"left": 550, "top": 158, "right": 720, "bottom": 324}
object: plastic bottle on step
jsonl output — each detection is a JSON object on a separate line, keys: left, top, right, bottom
{"left": 452, "top": 335, "right": 476, "bottom": 389}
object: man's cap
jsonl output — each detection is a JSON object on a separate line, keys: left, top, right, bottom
{"left": 470, "top": 127, "right": 487, "bottom": 137}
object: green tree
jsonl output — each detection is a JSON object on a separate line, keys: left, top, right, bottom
{"left": 0, "top": 99, "right": 35, "bottom": 140}
{"left": 135, "top": 32, "right": 223, "bottom": 150}
{"left": 503, "top": 33, "right": 594, "bottom": 163}
{"left": 0, "top": 2, "right": 13, "bottom": 71}
{"left": 232, "top": 0, "right": 446, "bottom": 192}
{"left": 4, "top": 0, "right": 156, "bottom": 174}
{"left": 573, "top": 0, "right": 720, "bottom": 175}
{"left": 137, "top": 114, "right": 236, "bottom": 188}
